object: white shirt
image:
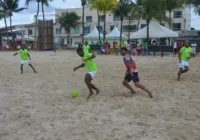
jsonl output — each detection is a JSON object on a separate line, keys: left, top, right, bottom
{"left": 173, "top": 42, "right": 177, "bottom": 49}
{"left": 17, "top": 45, "right": 20, "bottom": 49}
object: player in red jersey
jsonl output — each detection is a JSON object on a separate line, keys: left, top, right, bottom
{"left": 120, "top": 47, "right": 153, "bottom": 98}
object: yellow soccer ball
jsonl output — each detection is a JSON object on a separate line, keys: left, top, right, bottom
{"left": 71, "top": 90, "right": 79, "bottom": 98}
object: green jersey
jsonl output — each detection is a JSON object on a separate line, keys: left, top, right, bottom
{"left": 18, "top": 49, "right": 29, "bottom": 60}
{"left": 143, "top": 43, "right": 148, "bottom": 49}
{"left": 180, "top": 46, "right": 193, "bottom": 61}
{"left": 82, "top": 45, "right": 90, "bottom": 53}
{"left": 82, "top": 53, "right": 97, "bottom": 72}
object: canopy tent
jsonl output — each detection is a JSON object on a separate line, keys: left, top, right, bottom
{"left": 130, "top": 23, "right": 178, "bottom": 39}
{"left": 106, "top": 26, "right": 128, "bottom": 40}
{"left": 16, "top": 35, "right": 35, "bottom": 42}
{"left": 84, "top": 26, "right": 103, "bottom": 40}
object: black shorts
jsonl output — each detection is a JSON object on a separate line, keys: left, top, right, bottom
{"left": 174, "top": 48, "right": 177, "bottom": 53}
{"left": 124, "top": 72, "right": 140, "bottom": 83}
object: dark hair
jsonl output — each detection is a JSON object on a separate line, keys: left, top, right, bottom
{"left": 121, "top": 47, "right": 128, "bottom": 51}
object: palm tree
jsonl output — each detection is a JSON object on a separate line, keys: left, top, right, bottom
{"left": 58, "top": 11, "right": 80, "bottom": 46}
{"left": 81, "top": 0, "right": 87, "bottom": 43}
{"left": 164, "top": 0, "right": 184, "bottom": 29}
{"left": 92, "top": 0, "right": 117, "bottom": 43}
{"left": 88, "top": 0, "right": 101, "bottom": 44}
{"left": 186, "top": 0, "right": 200, "bottom": 15}
{"left": 140, "top": 0, "right": 163, "bottom": 42}
{"left": 113, "top": 0, "right": 132, "bottom": 46}
{"left": 0, "top": 0, "right": 26, "bottom": 42}
{"left": 131, "top": 0, "right": 143, "bottom": 31}
{"left": 0, "top": 1, "right": 9, "bottom": 42}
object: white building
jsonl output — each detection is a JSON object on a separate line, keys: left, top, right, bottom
{"left": 54, "top": 5, "right": 191, "bottom": 47}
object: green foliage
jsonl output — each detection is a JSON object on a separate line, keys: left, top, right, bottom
{"left": 58, "top": 11, "right": 80, "bottom": 34}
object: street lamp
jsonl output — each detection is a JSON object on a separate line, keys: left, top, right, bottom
{"left": 128, "top": 12, "right": 132, "bottom": 40}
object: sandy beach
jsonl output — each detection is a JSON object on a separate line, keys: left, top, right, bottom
{"left": 0, "top": 51, "right": 200, "bottom": 140}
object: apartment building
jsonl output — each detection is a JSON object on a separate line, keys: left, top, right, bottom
{"left": 54, "top": 5, "right": 191, "bottom": 47}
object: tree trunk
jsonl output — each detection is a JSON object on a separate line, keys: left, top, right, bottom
{"left": 103, "top": 14, "right": 106, "bottom": 44}
{"left": 10, "top": 15, "right": 13, "bottom": 44}
{"left": 42, "top": 2, "right": 45, "bottom": 20}
{"left": 137, "top": 14, "right": 141, "bottom": 31}
{"left": 3, "top": 16, "right": 9, "bottom": 44}
{"left": 97, "top": 10, "right": 100, "bottom": 44}
{"left": 128, "top": 16, "right": 130, "bottom": 40}
{"left": 169, "top": 10, "right": 172, "bottom": 29}
{"left": 82, "top": 5, "right": 85, "bottom": 43}
{"left": 146, "top": 20, "right": 150, "bottom": 43}
{"left": 34, "top": 2, "right": 40, "bottom": 50}
{"left": 120, "top": 18, "right": 123, "bottom": 47}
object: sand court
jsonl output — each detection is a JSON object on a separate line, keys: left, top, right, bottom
{"left": 0, "top": 51, "right": 200, "bottom": 140}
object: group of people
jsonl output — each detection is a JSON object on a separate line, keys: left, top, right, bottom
{"left": 13, "top": 40, "right": 196, "bottom": 99}
{"left": 100, "top": 41, "right": 148, "bottom": 56}
{"left": 74, "top": 41, "right": 153, "bottom": 99}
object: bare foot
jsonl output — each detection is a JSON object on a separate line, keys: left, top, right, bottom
{"left": 131, "top": 90, "right": 136, "bottom": 94}
{"left": 96, "top": 89, "right": 100, "bottom": 95}
{"left": 149, "top": 93, "right": 153, "bottom": 98}
{"left": 177, "top": 73, "right": 181, "bottom": 81}
{"left": 87, "top": 92, "right": 94, "bottom": 100}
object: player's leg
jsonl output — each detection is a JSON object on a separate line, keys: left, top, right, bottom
{"left": 133, "top": 72, "right": 153, "bottom": 98}
{"left": 181, "top": 66, "right": 189, "bottom": 74}
{"left": 88, "top": 72, "right": 100, "bottom": 94}
{"left": 122, "top": 73, "right": 136, "bottom": 94}
{"left": 84, "top": 73, "right": 99, "bottom": 99}
{"left": 28, "top": 62, "right": 37, "bottom": 73}
{"left": 134, "top": 82, "right": 153, "bottom": 98}
{"left": 21, "top": 64, "right": 23, "bottom": 74}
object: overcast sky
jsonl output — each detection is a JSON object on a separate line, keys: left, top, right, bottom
{"left": 0, "top": 0, "right": 200, "bottom": 30}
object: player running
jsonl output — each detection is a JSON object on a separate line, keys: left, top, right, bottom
{"left": 177, "top": 40, "right": 195, "bottom": 81}
{"left": 73, "top": 47, "right": 100, "bottom": 99}
{"left": 120, "top": 47, "right": 153, "bottom": 98}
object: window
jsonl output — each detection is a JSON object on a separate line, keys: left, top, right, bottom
{"left": 73, "top": 27, "right": 79, "bottom": 34}
{"left": 124, "top": 16, "right": 129, "bottom": 20}
{"left": 99, "top": 26, "right": 103, "bottom": 33}
{"left": 113, "top": 15, "right": 119, "bottom": 21}
{"left": 99, "top": 15, "right": 105, "bottom": 22}
{"left": 97, "top": 26, "right": 103, "bottom": 33}
{"left": 163, "top": 12, "right": 166, "bottom": 18}
{"left": 56, "top": 28, "right": 61, "bottom": 34}
{"left": 28, "top": 29, "right": 33, "bottom": 35}
{"left": 122, "top": 25, "right": 129, "bottom": 32}
{"left": 141, "top": 24, "right": 147, "bottom": 29}
{"left": 122, "top": 25, "right": 136, "bottom": 32}
{"left": 84, "top": 26, "right": 90, "bottom": 34}
{"left": 110, "top": 25, "right": 115, "bottom": 31}
{"left": 173, "top": 11, "right": 182, "bottom": 18}
{"left": 55, "top": 18, "right": 59, "bottom": 23}
{"left": 86, "top": 16, "right": 92, "bottom": 22}
{"left": 172, "top": 23, "right": 181, "bottom": 31}
{"left": 130, "top": 25, "right": 137, "bottom": 32}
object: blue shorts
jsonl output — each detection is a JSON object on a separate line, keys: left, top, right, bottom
{"left": 124, "top": 72, "right": 140, "bottom": 83}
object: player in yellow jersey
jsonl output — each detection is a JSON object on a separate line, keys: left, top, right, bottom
{"left": 74, "top": 47, "right": 100, "bottom": 99}
{"left": 178, "top": 40, "right": 194, "bottom": 81}
{"left": 13, "top": 46, "right": 37, "bottom": 74}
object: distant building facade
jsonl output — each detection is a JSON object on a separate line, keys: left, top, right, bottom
{"left": 54, "top": 5, "right": 191, "bottom": 47}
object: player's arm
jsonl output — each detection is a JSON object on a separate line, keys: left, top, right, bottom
{"left": 125, "top": 59, "right": 134, "bottom": 76}
{"left": 83, "top": 53, "right": 96, "bottom": 61}
{"left": 28, "top": 53, "right": 31, "bottom": 60}
{"left": 178, "top": 49, "right": 182, "bottom": 63}
{"left": 73, "top": 63, "right": 85, "bottom": 71}
{"left": 13, "top": 53, "right": 18, "bottom": 56}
